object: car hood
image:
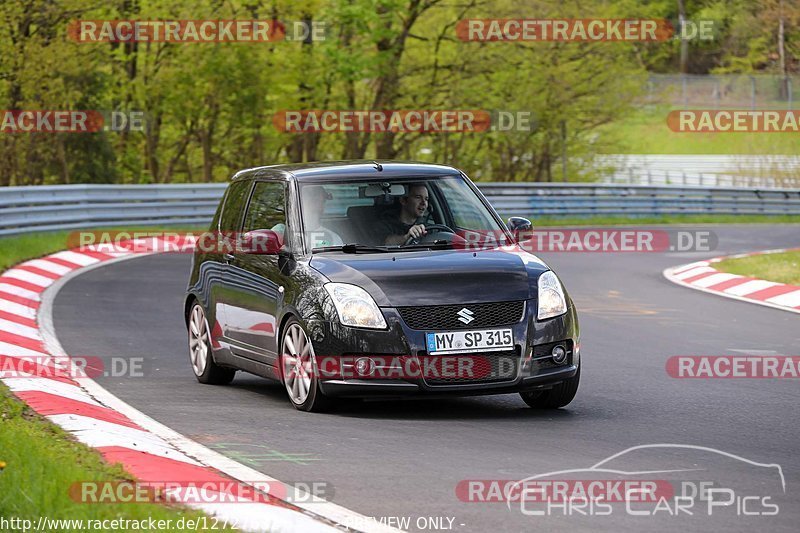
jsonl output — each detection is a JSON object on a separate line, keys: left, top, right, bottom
{"left": 309, "top": 247, "right": 549, "bottom": 307}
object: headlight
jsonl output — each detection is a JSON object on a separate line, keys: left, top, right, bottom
{"left": 324, "top": 283, "right": 387, "bottom": 329}
{"left": 537, "top": 271, "right": 567, "bottom": 320}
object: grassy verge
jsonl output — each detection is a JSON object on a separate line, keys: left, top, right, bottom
{"left": 715, "top": 250, "right": 800, "bottom": 285}
{"left": 0, "top": 227, "right": 203, "bottom": 271}
{"left": 0, "top": 226, "right": 233, "bottom": 532}
{"left": 0, "top": 384, "right": 235, "bottom": 532}
{"left": 598, "top": 106, "right": 800, "bottom": 155}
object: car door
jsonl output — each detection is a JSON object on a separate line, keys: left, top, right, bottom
{"left": 223, "top": 180, "right": 290, "bottom": 365}
{"left": 204, "top": 178, "right": 252, "bottom": 360}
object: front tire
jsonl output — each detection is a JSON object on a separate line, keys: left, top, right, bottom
{"left": 279, "top": 318, "right": 333, "bottom": 412}
{"left": 188, "top": 303, "right": 236, "bottom": 385}
{"left": 520, "top": 365, "right": 580, "bottom": 409}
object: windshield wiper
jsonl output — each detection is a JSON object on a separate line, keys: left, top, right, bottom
{"left": 313, "top": 243, "right": 390, "bottom": 254}
{"left": 396, "top": 239, "right": 455, "bottom": 250}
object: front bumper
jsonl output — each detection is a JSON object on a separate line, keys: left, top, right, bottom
{"left": 307, "top": 300, "right": 580, "bottom": 399}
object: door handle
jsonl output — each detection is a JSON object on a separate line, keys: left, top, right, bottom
{"left": 223, "top": 253, "right": 235, "bottom": 263}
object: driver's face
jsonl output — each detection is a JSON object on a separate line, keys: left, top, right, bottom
{"left": 402, "top": 186, "right": 429, "bottom": 219}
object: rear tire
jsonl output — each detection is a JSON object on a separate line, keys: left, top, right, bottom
{"left": 520, "top": 365, "right": 580, "bottom": 409}
{"left": 188, "top": 303, "right": 236, "bottom": 385}
{"left": 279, "top": 318, "right": 333, "bottom": 412}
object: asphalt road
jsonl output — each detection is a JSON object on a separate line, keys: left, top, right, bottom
{"left": 54, "top": 225, "right": 800, "bottom": 532}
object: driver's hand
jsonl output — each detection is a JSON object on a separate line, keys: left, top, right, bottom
{"left": 406, "top": 224, "right": 427, "bottom": 240}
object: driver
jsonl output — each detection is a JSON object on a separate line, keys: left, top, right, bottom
{"left": 379, "top": 183, "right": 429, "bottom": 245}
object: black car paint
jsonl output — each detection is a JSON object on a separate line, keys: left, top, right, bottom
{"left": 186, "top": 161, "right": 579, "bottom": 397}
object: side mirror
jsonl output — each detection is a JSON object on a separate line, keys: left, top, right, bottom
{"left": 241, "top": 229, "right": 283, "bottom": 255}
{"left": 507, "top": 217, "right": 533, "bottom": 243}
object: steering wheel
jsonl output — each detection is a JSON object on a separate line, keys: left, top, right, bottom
{"left": 404, "top": 223, "right": 457, "bottom": 246}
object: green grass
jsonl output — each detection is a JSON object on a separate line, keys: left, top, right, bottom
{"left": 598, "top": 105, "right": 800, "bottom": 155}
{"left": 0, "top": 226, "right": 204, "bottom": 271}
{"left": 529, "top": 214, "right": 800, "bottom": 226}
{"left": 0, "top": 225, "right": 234, "bottom": 532}
{"left": 0, "top": 384, "right": 236, "bottom": 532}
{"left": 715, "top": 250, "right": 800, "bottom": 285}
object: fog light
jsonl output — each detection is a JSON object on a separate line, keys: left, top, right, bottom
{"left": 355, "top": 357, "right": 375, "bottom": 376}
{"left": 551, "top": 345, "right": 567, "bottom": 365}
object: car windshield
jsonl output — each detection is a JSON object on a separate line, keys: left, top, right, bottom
{"left": 298, "top": 176, "right": 511, "bottom": 252}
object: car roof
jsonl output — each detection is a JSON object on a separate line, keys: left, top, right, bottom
{"left": 231, "top": 160, "right": 462, "bottom": 182}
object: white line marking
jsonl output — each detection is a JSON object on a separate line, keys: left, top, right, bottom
{"left": 48, "top": 413, "right": 204, "bottom": 465}
{"left": 185, "top": 501, "right": 340, "bottom": 533}
{"left": 3, "top": 377, "right": 103, "bottom": 406}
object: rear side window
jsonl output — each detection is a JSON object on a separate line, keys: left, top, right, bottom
{"left": 243, "top": 182, "right": 287, "bottom": 232}
{"left": 219, "top": 180, "right": 251, "bottom": 231}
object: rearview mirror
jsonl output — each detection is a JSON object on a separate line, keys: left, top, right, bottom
{"left": 241, "top": 229, "right": 282, "bottom": 255}
{"left": 507, "top": 217, "right": 533, "bottom": 243}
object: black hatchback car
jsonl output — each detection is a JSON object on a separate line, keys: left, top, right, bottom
{"left": 185, "top": 161, "right": 580, "bottom": 412}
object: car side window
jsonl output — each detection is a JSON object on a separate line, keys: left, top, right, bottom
{"left": 219, "top": 180, "right": 251, "bottom": 231}
{"left": 243, "top": 182, "right": 288, "bottom": 242}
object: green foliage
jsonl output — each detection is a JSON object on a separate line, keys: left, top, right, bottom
{"left": 0, "top": 0, "right": 796, "bottom": 185}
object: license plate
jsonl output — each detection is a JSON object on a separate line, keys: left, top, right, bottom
{"left": 426, "top": 328, "right": 514, "bottom": 355}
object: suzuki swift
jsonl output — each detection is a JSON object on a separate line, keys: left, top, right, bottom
{"left": 185, "top": 161, "right": 580, "bottom": 412}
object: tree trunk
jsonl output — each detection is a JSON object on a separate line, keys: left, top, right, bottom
{"left": 778, "top": 1, "right": 788, "bottom": 99}
{"left": 677, "top": 0, "right": 689, "bottom": 74}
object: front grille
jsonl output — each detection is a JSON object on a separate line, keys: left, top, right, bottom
{"left": 397, "top": 301, "right": 525, "bottom": 330}
{"left": 419, "top": 348, "right": 520, "bottom": 385}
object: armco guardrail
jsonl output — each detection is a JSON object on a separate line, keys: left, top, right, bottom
{"left": 1, "top": 182, "right": 798, "bottom": 237}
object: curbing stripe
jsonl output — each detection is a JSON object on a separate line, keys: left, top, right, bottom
{"left": 0, "top": 317, "right": 42, "bottom": 340}
{"left": 14, "top": 264, "right": 62, "bottom": 280}
{"left": 0, "top": 309, "right": 38, "bottom": 328}
{"left": 0, "top": 340, "right": 50, "bottom": 358}
{"left": 766, "top": 290, "right": 800, "bottom": 307}
{"left": 0, "top": 276, "right": 47, "bottom": 294}
{"left": 14, "top": 391, "right": 141, "bottom": 429}
{"left": 34, "top": 257, "right": 82, "bottom": 272}
{"left": 0, "top": 241, "right": 401, "bottom": 533}
{"left": 664, "top": 247, "right": 800, "bottom": 315}
{"left": 2, "top": 268, "right": 56, "bottom": 288}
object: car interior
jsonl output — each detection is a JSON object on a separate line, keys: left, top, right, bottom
{"left": 319, "top": 183, "right": 439, "bottom": 246}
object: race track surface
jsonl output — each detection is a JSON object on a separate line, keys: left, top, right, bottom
{"left": 54, "top": 225, "right": 800, "bottom": 532}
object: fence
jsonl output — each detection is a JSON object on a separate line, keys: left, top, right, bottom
{"left": 597, "top": 155, "right": 800, "bottom": 188}
{"left": 642, "top": 74, "right": 800, "bottom": 109}
{"left": 1, "top": 182, "right": 798, "bottom": 237}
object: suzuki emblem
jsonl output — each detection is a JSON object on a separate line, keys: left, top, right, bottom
{"left": 457, "top": 308, "right": 475, "bottom": 324}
